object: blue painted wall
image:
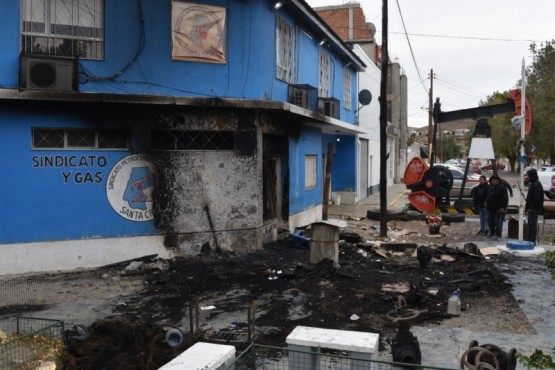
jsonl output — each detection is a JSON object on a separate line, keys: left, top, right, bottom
{"left": 0, "top": 0, "right": 357, "bottom": 122}
{"left": 323, "top": 134, "right": 357, "bottom": 191}
{"left": 0, "top": 107, "right": 157, "bottom": 244}
{"left": 288, "top": 127, "right": 322, "bottom": 215}
{"left": 0, "top": 0, "right": 360, "bottom": 243}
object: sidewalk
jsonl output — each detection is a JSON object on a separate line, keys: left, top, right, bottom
{"left": 329, "top": 175, "right": 555, "bottom": 369}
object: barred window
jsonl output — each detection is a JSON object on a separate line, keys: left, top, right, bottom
{"left": 305, "top": 154, "right": 317, "bottom": 190}
{"left": 32, "top": 128, "right": 128, "bottom": 149}
{"left": 21, "top": 0, "right": 104, "bottom": 59}
{"left": 275, "top": 16, "right": 295, "bottom": 83}
{"left": 318, "top": 50, "right": 330, "bottom": 97}
{"left": 343, "top": 68, "right": 352, "bottom": 110}
{"left": 151, "top": 130, "right": 235, "bottom": 151}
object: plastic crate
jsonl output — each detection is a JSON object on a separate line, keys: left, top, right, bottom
{"left": 290, "top": 229, "right": 311, "bottom": 249}
{"left": 0, "top": 315, "right": 65, "bottom": 369}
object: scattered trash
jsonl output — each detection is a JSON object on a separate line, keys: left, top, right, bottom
{"left": 426, "top": 287, "right": 439, "bottom": 296}
{"left": 447, "top": 290, "right": 461, "bottom": 316}
{"left": 125, "top": 261, "right": 144, "bottom": 271}
{"left": 426, "top": 215, "right": 442, "bottom": 235}
{"left": 440, "top": 255, "right": 456, "bottom": 262}
{"left": 200, "top": 305, "right": 216, "bottom": 311}
{"left": 381, "top": 282, "right": 410, "bottom": 293}
{"left": 350, "top": 314, "right": 360, "bottom": 321}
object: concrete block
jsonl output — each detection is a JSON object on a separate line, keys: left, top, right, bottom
{"left": 159, "top": 342, "right": 235, "bottom": 370}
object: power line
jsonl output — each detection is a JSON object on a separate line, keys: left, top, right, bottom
{"left": 393, "top": 0, "right": 428, "bottom": 95}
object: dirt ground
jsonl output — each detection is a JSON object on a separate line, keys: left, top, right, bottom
{"left": 2, "top": 214, "right": 554, "bottom": 369}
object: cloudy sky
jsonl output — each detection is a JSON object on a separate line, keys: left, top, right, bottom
{"left": 307, "top": 0, "right": 555, "bottom": 127}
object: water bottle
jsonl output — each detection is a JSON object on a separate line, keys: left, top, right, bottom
{"left": 447, "top": 291, "right": 461, "bottom": 316}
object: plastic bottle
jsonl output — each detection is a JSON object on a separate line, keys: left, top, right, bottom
{"left": 447, "top": 290, "right": 461, "bottom": 316}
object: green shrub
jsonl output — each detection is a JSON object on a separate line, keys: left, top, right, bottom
{"left": 517, "top": 349, "right": 555, "bottom": 369}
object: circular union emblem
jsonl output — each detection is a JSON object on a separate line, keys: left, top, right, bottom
{"left": 106, "top": 154, "right": 156, "bottom": 222}
{"left": 175, "top": 5, "right": 223, "bottom": 58}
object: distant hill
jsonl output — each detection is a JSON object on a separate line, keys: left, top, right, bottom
{"left": 409, "top": 119, "right": 476, "bottom": 133}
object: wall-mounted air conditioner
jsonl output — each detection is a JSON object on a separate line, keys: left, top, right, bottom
{"left": 288, "top": 84, "right": 316, "bottom": 110}
{"left": 19, "top": 54, "right": 78, "bottom": 91}
{"left": 318, "top": 97, "right": 340, "bottom": 119}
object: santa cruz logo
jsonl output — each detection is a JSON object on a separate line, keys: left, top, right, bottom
{"left": 106, "top": 154, "right": 156, "bottom": 222}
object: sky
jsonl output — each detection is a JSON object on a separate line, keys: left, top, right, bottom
{"left": 306, "top": 0, "right": 555, "bottom": 127}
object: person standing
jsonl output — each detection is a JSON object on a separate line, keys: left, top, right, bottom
{"left": 471, "top": 175, "right": 490, "bottom": 235}
{"left": 496, "top": 177, "right": 513, "bottom": 236}
{"left": 525, "top": 168, "right": 544, "bottom": 245}
{"left": 486, "top": 174, "right": 508, "bottom": 240}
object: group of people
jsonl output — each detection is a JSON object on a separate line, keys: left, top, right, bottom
{"left": 471, "top": 169, "right": 544, "bottom": 245}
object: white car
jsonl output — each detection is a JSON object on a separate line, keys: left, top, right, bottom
{"left": 434, "top": 164, "right": 480, "bottom": 197}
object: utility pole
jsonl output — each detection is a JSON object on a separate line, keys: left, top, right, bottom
{"left": 428, "top": 69, "right": 433, "bottom": 162}
{"left": 379, "top": 0, "right": 388, "bottom": 237}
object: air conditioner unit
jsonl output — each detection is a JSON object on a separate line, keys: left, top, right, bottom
{"left": 19, "top": 55, "right": 78, "bottom": 91}
{"left": 288, "top": 84, "right": 316, "bottom": 110}
{"left": 318, "top": 97, "right": 340, "bottom": 119}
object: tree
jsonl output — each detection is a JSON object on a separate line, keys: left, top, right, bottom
{"left": 480, "top": 91, "right": 520, "bottom": 172}
{"left": 526, "top": 40, "right": 555, "bottom": 164}
{"left": 441, "top": 135, "right": 461, "bottom": 161}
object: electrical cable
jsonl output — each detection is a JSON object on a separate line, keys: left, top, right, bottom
{"left": 80, "top": 0, "right": 146, "bottom": 83}
{"left": 393, "top": 0, "right": 427, "bottom": 96}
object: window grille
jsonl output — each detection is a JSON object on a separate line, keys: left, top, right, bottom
{"left": 151, "top": 130, "right": 235, "bottom": 151}
{"left": 32, "top": 128, "right": 128, "bottom": 149}
{"left": 21, "top": 0, "right": 104, "bottom": 59}
{"left": 305, "top": 154, "right": 317, "bottom": 189}
{"left": 318, "top": 50, "right": 330, "bottom": 97}
{"left": 343, "top": 69, "right": 352, "bottom": 110}
{"left": 275, "top": 16, "right": 295, "bottom": 83}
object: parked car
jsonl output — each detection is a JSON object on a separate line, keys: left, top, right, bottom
{"left": 481, "top": 162, "right": 505, "bottom": 171}
{"left": 435, "top": 164, "right": 481, "bottom": 198}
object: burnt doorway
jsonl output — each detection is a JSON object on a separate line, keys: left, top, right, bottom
{"left": 263, "top": 134, "right": 288, "bottom": 222}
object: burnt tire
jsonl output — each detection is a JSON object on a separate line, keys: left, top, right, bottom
{"left": 406, "top": 210, "right": 427, "bottom": 221}
{"left": 339, "top": 232, "right": 362, "bottom": 243}
{"left": 367, "top": 208, "right": 401, "bottom": 221}
{"left": 441, "top": 213, "right": 466, "bottom": 223}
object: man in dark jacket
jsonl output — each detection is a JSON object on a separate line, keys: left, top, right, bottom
{"left": 471, "top": 175, "right": 489, "bottom": 235}
{"left": 486, "top": 174, "right": 509, "bottom": 239}
{"left": 525, "top": 168, "right": 544, "bottom": 245}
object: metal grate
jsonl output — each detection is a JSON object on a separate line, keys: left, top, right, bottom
{"left": 151, "top": 130, "right": 235, "bottom": 151}
{"left": 0, "top": 316, "right": 65, "bottom": 370}
{"left": 227, "top": 344, "right": 460, "bottom": 370}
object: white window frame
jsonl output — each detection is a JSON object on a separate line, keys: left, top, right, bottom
{"left": 305, "top": 154, "right": 317, "bottom": 190}
{"left": 343, "top": 68, "right": 352, "bottom": 110}
{"left": 275, "top": 16, "right": 295, "bottom": 83}
{"left": 21, "top": 0, "right": 104, "bottom": 60}
{"left": 318, "top": 50, "right": 330, "bottom": 97}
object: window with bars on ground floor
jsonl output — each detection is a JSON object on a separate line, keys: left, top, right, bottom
{"left": 150, "top": 130, "right": 235, "bottom": 151}
{"left": 32, "top": 128, "right": 129, "bottom": 149}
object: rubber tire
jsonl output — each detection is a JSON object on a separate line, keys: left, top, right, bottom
{"left": 366, "top": 208, "right": 402, "bottom": 221}
{"left": 441, "top": 213, "right": 465, "bottom": 223}
{"left": 339, "top": 232, "right": 362, "bottom": 243}
{"left": 406, "top": 210, "right": 427, "bottom": 221}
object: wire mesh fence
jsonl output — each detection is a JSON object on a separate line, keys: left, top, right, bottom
{"left": 0, "top": 315, "right": 66, "bottom": 370}
{"left": 226, "top": 344, "right": 459, "bottom": 370}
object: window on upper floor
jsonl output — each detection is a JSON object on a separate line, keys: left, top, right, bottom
{"left": 275, "top": 16, "right": 295, "bottom": 83}
{"left": 21, "top": 0, "right": 104, "bottom": 60}
{"left": 318, "top": 50, "right": 330, "bottom": 97}
{"left": 343, "top": 69, "right": 352, "bottom": 111}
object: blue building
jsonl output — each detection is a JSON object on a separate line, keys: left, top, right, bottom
{"left": 0, "top": 0, "right": 365, "bottom": 275}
